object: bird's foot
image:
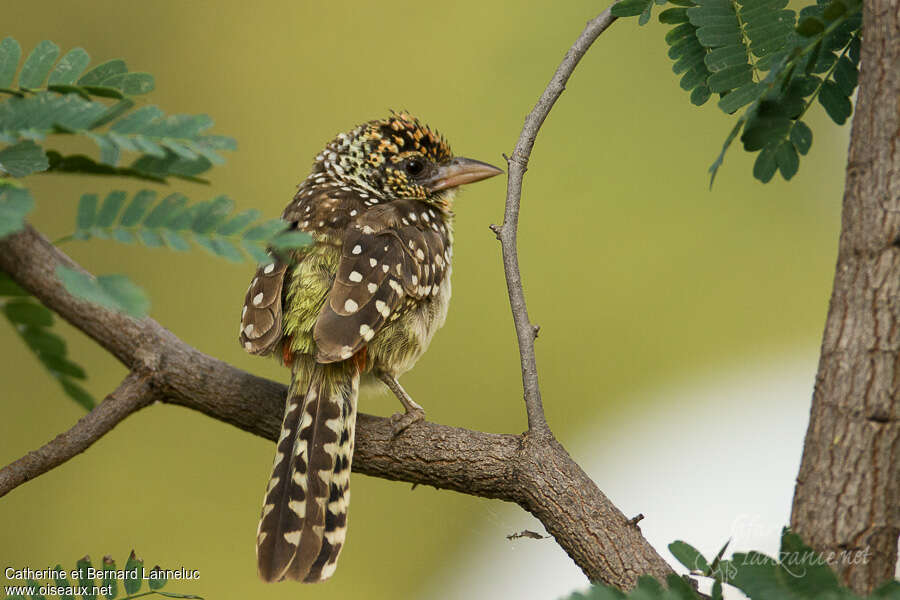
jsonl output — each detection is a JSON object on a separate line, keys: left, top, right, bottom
{"left": 390, "top": 407, "right": 425, "bottom": 437}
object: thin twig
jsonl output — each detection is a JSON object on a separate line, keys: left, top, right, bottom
{"left": 498, "top": 7, "right": 618, "bottom": 434}
{"left": 0, "top": 370, "right": 158, "bottom": 497}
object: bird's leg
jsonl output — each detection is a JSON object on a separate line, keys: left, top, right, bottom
{"left": 377, "top": 371, "right": 426, "bottom": 436}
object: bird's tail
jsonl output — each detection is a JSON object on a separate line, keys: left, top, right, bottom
{"left": 256, "top": 359, "right": 359, "bottom": 583}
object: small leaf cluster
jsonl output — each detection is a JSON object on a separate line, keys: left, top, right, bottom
{"left": 0, "top": 272, "right": 94, "bottom": 409}
{"left": 611, "top": 0, "right": 862, "bottom": 185}
{"left": 50, "top": 190, "right": 311, "bottom": 318}
{"left": 560, "top": 529, "right": 900, "bottom": 600}
{"left": 0, "top": 38, "right": 154, "bottom": 99}
{"left": 0, "top": 36, "right": 236, "bottom": 191}
{"left": 3, "top": 550, "right": 201, "bottom": 600}
{"left": 67, "top": 189, "right": 311, "bottom": 264}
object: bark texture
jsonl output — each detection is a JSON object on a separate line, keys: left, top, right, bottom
{"left": 790, "top": 2, "right": 900, "bottom": 593}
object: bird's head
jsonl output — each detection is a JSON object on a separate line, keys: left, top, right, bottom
{"left": 314, "top": 111, "right": 502, "bottom": 207}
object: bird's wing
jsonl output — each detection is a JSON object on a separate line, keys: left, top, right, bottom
{"left": 240, "top": 182, "right": 371, "bottom": 356}
{"left": 239, "top": 260, "right": 289, "bottom": 355}
{"left": 314, "top": 201, "right": 451, "bottom": 363}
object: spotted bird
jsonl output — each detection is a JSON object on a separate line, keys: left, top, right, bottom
{"left": 239, "top": 112, "right": 502, "bottom": 582}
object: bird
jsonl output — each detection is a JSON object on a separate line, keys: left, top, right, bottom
{"left": 239, "top": 111, "right": 502, "bottom": 583}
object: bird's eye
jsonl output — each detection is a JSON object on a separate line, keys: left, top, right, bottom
{"left": 404, "top": 158, "right": 425, "bottom": 177}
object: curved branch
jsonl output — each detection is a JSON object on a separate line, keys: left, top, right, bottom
{"left": 0, "top": 221, "right": 672, "bottom": 588}
{"left": 496, "top": 8, "right": 619, "bottom": 434}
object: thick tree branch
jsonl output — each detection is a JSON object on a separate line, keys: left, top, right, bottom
{"left": 0, "top": 226, "right": 671, "bottom": 588}
{"left": 789, "top": 1, "right": 900, "bottom": 593}
{"left": 495, "top": 8, "right": 618, "bottom": 435}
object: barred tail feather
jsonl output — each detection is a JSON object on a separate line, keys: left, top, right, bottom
{"left": 256, "top": 362, "right": 359, "bottom": 583}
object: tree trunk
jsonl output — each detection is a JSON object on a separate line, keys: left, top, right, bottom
{"left": 790, "top": 2, "right": 900, "bottom": 594}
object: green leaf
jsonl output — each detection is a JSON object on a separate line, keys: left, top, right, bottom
{"left": 741, "top": 113, "right": 791, "bottom": 151}
{"left": 818, "top": 79, "right": 852, "bottom": 124}
{"left": 26, "top": 579, "right": 46, "bottom": 600}
{"left": 0, "top": 186, "right": 34, "bottom": 238}
{"left": 59, "top": 378, "right": 94, "bottom": 410}
{"left": 872, "top": 581, "right": 900, "bottom": 599}
{"left": 101, "top": 556, "right": 118, "bottom": 600}
{"left": 665, "top": 574, "right": 701, "bottom": 600}
{"left": 147, "top": 566, "right": 167, "bottom": 591}
{"left": 690, "top": 85, "right": 711, "bottom": 106}
{"left": 0, "top": 272, "right": 27, "bottom": 295}
{"left": 3, "top": 300, "right": 53, "bottom": 326}
{"left": 638, "top": 4, "right": 653, "bottom": 26}
{"left": 102, "top": 72, "right": 154, "bottom": 95}
{"left": 77, "top": 193, "right": 99, "bottom": 230}
{"left": 849, "top": 35, "right": 861, "bottom": 64}
{"left": 53, "top": 564, "right": 76, "bottom": 600}
{"left": 659, "top": 7, "right": 689, "bottom": 23}
{"left": 717, "top": 81, "right": 764, "bottom": 113}
{"left": 753, "top": 145, "right": 778, "bottom": 182}
{"left": 78, "top": 85, "right": 125, "bottom": 99}
{"left": 707, "top": 63, "right": 752, "bottom": 93}
{"left": 611, "top": 0, "right": 653, "bottom": 17}
{"left": 120, "top": 189, "right": 156, "bottom": 226}
{"left": 790, "top": 121, "right": 813, "bottom": 155}
{"left": 56, "top": 266, "right": 150, "bottom": 318}
{"left": 242, "top": 240, "right": 270, "bottom": 263}
{"left": 775, "top": 139, "right": 799, "bottom": 179}
{"left": 270, "top": 230, "right": 312, "bottom": 250}
{"left": 0, "top": 37, "right": 22, "bottom": 88}
{"left": 40, "top": 354, "right": 87, "bottom": 379}
{"left": 243, "top": 218, "right": 288, "bottom": 241}
{"left": 797, "top": 16, "right": 825, "bottom": 36}
{"left": 668, "top": 541, "right": 710, "bottom": 573}
{"left": 77, "top": 59, "right": 126, "bottom": 86}
{"left": 123, "top": 551, "right": 143, "bottom": 595}
{"left": 216, "top": 208, "right": 261, "bottom": 235}
{"left": 0, "top": 139, "right": 49, "bottom": 177}
{"left": 680, "top": 66, "right": 708, "bottom": 91}
{"left": 665, "top": 23, "right": 697, "bottom": 45}
{"left": 89, "top": 98, "right": 135, "bottom": 129}
{"left": 21, "top": 327, "right": 65, "bottom": 358}
{"left": 45, "top": 151, "right": 166, "bottom": 183}
{"left": 705, "top": 45, "right": 750, "bottom": 72}
{"left": 48, "top": 48, "right": 90, "bottom": 85}
{"left": 18, "top": 40, "right": 60, "bottom": 88}
{"left": 191, "top": 195, "right": 233, "bottom": 233}
{"left": 131, "top": 152, "right": 213, "bottom": 179}
{"left": 778, "top": 528, "right": 844, "bottom": 598}
{"left": 833, "top": 55, "right": 858, "bottom": 96}
{"left": 96, "top": 191, "right": 127, "bottom": 227}
{"left": 77, "top": 556, "right": 97, "bottom": 600}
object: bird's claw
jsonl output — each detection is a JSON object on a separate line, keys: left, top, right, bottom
{"left": 390, "top": 408, "right": 425, "bottom": 437}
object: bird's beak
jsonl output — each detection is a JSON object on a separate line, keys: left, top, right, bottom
{"left": 425, "top": 157, "right": 504, "bottom": 193}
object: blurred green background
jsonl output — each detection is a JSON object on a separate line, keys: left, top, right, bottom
{"left": 2, "top": 1, "right": 846, "bottom": 598}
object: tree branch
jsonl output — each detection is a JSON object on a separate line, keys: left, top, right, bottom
{"left": 495, "top": 8, "right": 618, "bottom": 434}
{"left": 0, "top": 223, "right": 672, "bottom": 589}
